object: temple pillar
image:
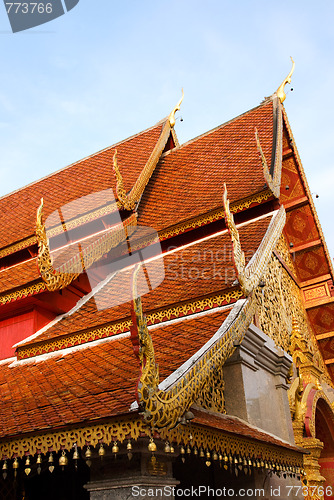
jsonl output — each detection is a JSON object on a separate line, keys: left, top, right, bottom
{"left": 299, "top": 437, "right": 325, "bottom": 500}
{"left": 84, "top": 443, "right": 179, "bottom": 500}
{"left": 86, "top": 475, "right": 179, "bottom": 500}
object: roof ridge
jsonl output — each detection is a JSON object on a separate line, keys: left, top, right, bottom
{"left": 162, "top": 99, "right": 273, "bottom": 157}
{"left": 0, "top": 118, "right": 167, "bottom": 203}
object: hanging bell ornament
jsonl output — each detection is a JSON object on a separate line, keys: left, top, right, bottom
{"left": 98, "top": 444, "right": 105, "bottom": 458}
{"left": 73, "top": 448, "right": 80, "bottom": 460}
{"left": 186, "top": 445, "right": 191, "bottom": 455}
{"left": 148, "top": 438, "right": 157, "bottom": 453}
{"left": 13, "top": 458, "right": 19, "bottom": 470}
{"left": 2, "top": 460, "right": 7, "bottom": 480}
{"left": 193, "top": 447, "right": 198, "bottom": 456}
{"left": 36, "top": 454, "right": 42, "bottom": 475}
{"left": 24, "top": 456, "right": 31, "bottom": 476}
{"left": 213, "top": 452, "right": 218, "bottom": 461}
{"left": 127, "top": 441, "right": 133, "bottom": 460}
{"left": 170, "top": 445, "right": 175, "bottom": 454}
{"left": 85, "top": 447, "right": 92, "bottom": 468}
{"left": 112, "top": 441, "right": 119, "bottom": 454}
{"left": 164, "top": 442, "right": 171, "bottom": 454}
{"left": 59, "top": 451, "right": 68, "bottom": 468}
{"left": 199, "top": 448, "right": 205, "bottom": 458}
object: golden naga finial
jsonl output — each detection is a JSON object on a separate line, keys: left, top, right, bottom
{"left": 168, "top": 89, "right": 184, "bottom": 128}
{"left": 36, "top": 197, "right": 44, "bottom": 227}
{"left": 112, "top": 149, "right": 133, "bottom": 210}
{"left": 276, "top": 57, "right": 295, "bottom": 103}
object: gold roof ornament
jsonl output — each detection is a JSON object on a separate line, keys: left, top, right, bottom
{"left": 222, "top": 184, "right": 286, "bottom": 296}
{"left": 131, "top": 263, "right": 256, "bottom": 429}
{"left": 112, "top": 92, "right": 183, "bottom": 210}
{"left": 36, "top": 198, "right": 137, "bottom": 291}
{"left": 168, "top": 89, "right": 184, "bottom": 128}
{"left": 276, "top": 57, "right": 295, "bottom": 103}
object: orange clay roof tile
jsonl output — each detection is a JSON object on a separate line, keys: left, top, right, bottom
{"left": 0, "top": 101, "right": 274, "bottom": 252}
{"left": 0, "top": 258, "right": 39, "bottom": 295}
{"left": 18, "top": 215, "right": 271, "bottom": 348}
{"left": 0, "top": 122, "right": 164, "bottom": 250}
{"left": 0, "top": 309, "right": 228, "bottom": 438}
{"left": 138, "top": 101, "right": 274, "bottom": 231}
{"left": 191, "top": 408, "right": 304, "bottom": 454}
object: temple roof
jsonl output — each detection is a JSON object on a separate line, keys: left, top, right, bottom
{"left": 0, "top": 309, "right": 229, "bottom": 439}
{"left": 139, "top": 101, "right": 274, "bottom": 231}
{"left": 0, "top": 121, "right": 166, "bottom": 251}
{"left": 15, "top": 213, "right": 273, "bottom": 357}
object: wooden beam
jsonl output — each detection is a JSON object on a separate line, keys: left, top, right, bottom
{"left": 283, "top": 148, "right": 293, "bottom": 158}
{"left": 283, "top": 196, "right": 308, "bottom": 211}
{"left": 301, "top": 274, "right": 332, "bottom": 288}
{"left": 305, "top": 296, "right": 334, "bottom": 310}
{"left": 316, "top": 330, "right": 334, "bottom": 341}
{"left": 325, "top": 358, "right": 334, "bottom": 365}
{"left": 289, "top": 239, "right": 321, "bottom": 254}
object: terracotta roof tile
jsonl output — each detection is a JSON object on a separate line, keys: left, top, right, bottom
{"left": 18, "top": 215, "right": 271, "bottom": 348}
{"left": 0, "top": 123, "right": 164, "bottom": 250}
{"left": 191, "top": 407, "right": 304, "bottom": 454}
{"left": 0, "top": 258, "right": 39, "bottom": 295}
{"left": 139, "top": 102, "right": 274, "bottom": 231}
{"left": 0, "top": 309, "right": 228, "bottom": 438}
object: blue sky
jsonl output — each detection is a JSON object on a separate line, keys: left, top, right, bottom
{"left": 0, "top": 0, "right": 333, "bottom": 257}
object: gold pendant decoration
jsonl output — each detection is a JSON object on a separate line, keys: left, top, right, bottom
{"left": 222, "top": 184, "right": 286, "bottom": 296}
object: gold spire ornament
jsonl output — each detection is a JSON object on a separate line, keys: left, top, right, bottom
{"left": 169, "top": 89, "right": 184, "bottom": 128}
{"left": 276, "top": 57, "right": 295, "bottom": 103}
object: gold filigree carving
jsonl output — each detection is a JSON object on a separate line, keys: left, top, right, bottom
{"left": 113, "top": 150, "right": 132, "bottom": 210}
{"left": 36, "top": 199, "right": 79, "bottom": 291}
{"left": 0, "top": 416, "right": 147, "bottom": 460}
{"left": 290, "top": 318, "right": 316, "bottom": 369}
{"left": 223, "top": 184, "right": 286, "bottom": 296}
{"left": 133, "top": 282, "right": 256, "bottom": 429}
{"left": 275, "top": 233, "right": 296, "bottom": 271}
{"left": 0, "top": 414, "right": 303, "bottom": 469}
{"left": 160, "top": 422, "right": 303, "bottom": 467}
{"left": 0, "top": 281, "right": 46, "bottom": 306}
{"left": 276, "top": 57, "right": 295, "bottom": 103}
{"left": 254, "top": 253, "right": 332, "bottom": 386}
{"left": 0, "top": 236, "right": 37, "bottom": 260}
{"left": 196, "top": 365, "right": 225, "bottom": 413}
{"left": 36, "top": 198, "right": 138, "bottom": 292}
{"left": 158, "top": 190, "right": 273, "bottom": 243}
{"left": 17, "top": 289, "right": 242, "bottom": 360}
